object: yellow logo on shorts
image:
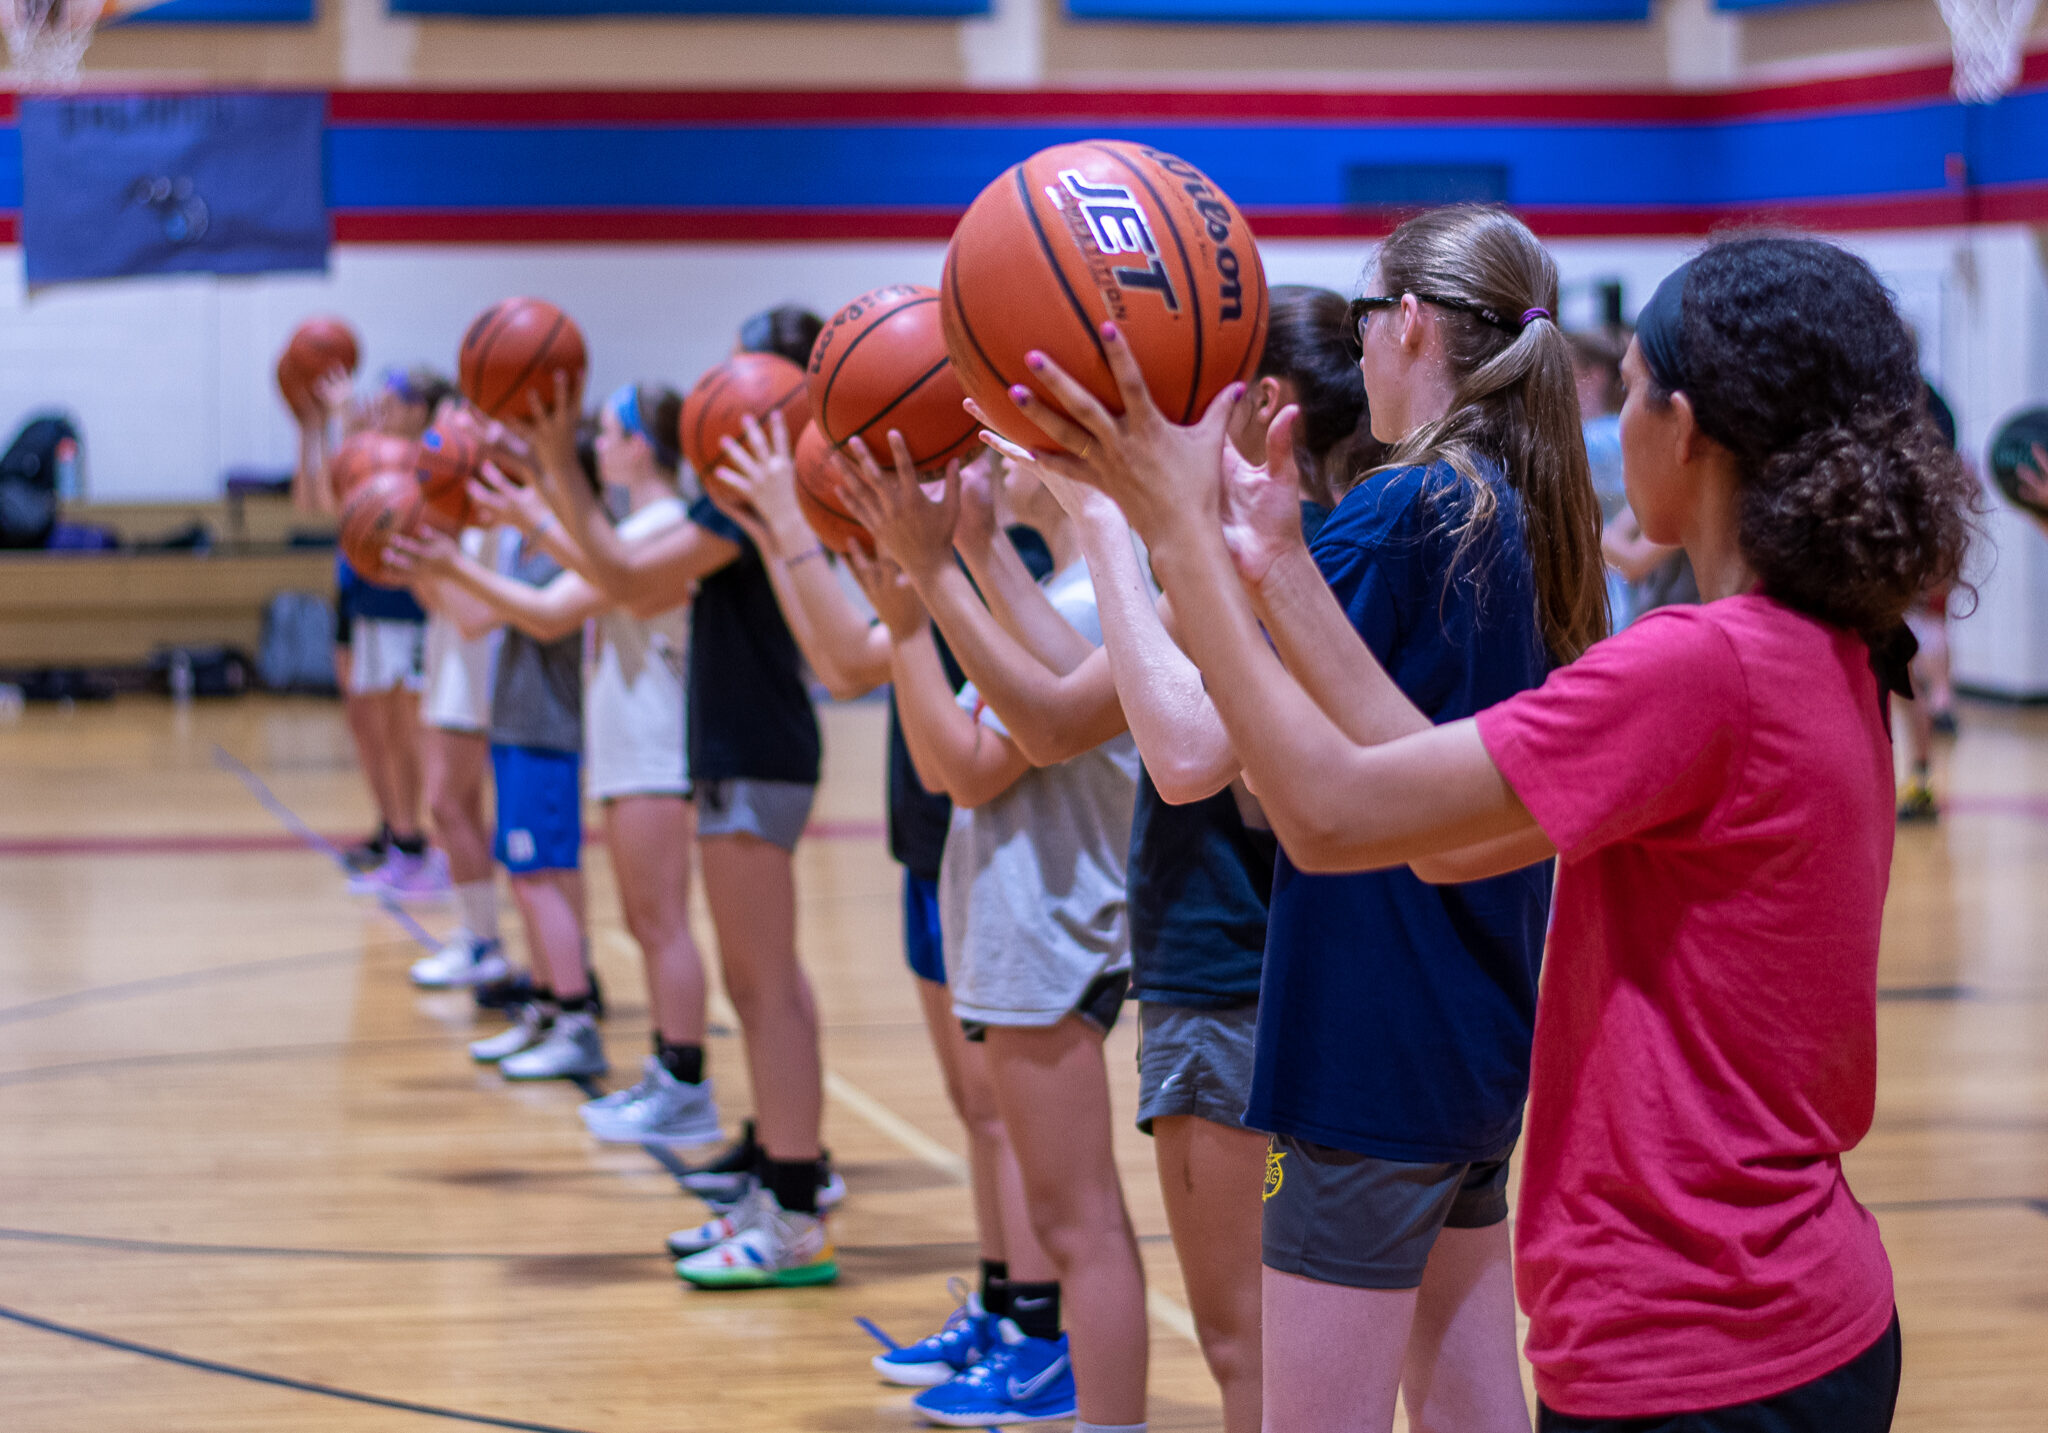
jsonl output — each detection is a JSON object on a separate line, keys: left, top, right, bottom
{"left": 1263, "top": 1145, "right": 1285, "bottom": 1202}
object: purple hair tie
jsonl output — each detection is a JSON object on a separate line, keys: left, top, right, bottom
{"left": 1521, "top": 307, "right": 1552, "bottom": 327}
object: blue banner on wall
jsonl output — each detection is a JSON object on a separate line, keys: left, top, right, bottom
{"left": 20, "top": 92, "right": 327, "bottom": 284}
{"left": 388, "top": 0, "right": 985, "bottom": 14}
{"left": 1065, "top": 0, "right": 1650, "bottom": 18}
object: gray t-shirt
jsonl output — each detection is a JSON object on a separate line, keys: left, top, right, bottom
{"left": 488, "top": 541, "right": 583, "bottom": 753}
{"left": 939, "top": 560, "right": 1141, "bottom": 1027}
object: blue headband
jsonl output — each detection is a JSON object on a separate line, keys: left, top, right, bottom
{"left": 607, "top": 383, "right": 680, "bottom": 469}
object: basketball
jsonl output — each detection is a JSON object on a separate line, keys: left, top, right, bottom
{"left": 1989, "top": 406, "right": 2048, "bottom": 516}
{"left": 415, "top": 423, "right": 483, "bottom": 534}
{"left": 275, "top": 317, "right": 360, "bottom": 418}
{"left": 940, "top": 140, "right": 1268, "bottom": 453}
{"left": 684, "top": 352, "right": 813, "bottom": 508}
{"left": 337, "top": 467, "right": 425, "bottom": 584}
{"left": 330, "top": 432, "right": 420, "bottom": 504}
{"left": 792, "top": 421, "right": 869, "bottom": 556}
{"left": 807, "top": 285, "right": 980, "bottom": 474}
{"left": 458, "top": 297, "right": 588, "bottom": 420}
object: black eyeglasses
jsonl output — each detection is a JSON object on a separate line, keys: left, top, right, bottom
{"left": 1344, "top": 292, "right": 1518, "bottom": 356}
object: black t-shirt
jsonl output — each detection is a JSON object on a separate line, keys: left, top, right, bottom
{"left": 887, "top": 526, "right": 1053, "bottom": 880}
{"left": 687, "top": 496, "right": 821, "bottom": 785}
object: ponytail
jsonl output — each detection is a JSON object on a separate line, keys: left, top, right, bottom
{"left": 1373, "top": 205, "right": 1609, "bottom": 664}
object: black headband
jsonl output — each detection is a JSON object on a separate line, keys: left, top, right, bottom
{"left": 1636, "top": 261, "right": 1692, "bottom": 392}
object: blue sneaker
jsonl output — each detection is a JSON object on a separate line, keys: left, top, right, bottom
{"left": 910, "top": 1319, "right": 1075, "bottom": 1426}
{"left": 866, "top": 1279, "right": 997, "bottom": 1387}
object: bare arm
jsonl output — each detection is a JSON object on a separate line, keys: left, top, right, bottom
{"left": 950, "top": 458, "right": 1097, "bottom": 676}
{"left": 1602, "top": 508, "right": 1680, "bottom": 582}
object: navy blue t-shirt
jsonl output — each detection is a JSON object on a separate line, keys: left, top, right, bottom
{"left": 1247, "top": 465, "right": 1553, "bottom": 1163}
{"left": 687, "top": 497, "right": 821, "bottom": 786}
{"left": 336, "top": 552, "right": 424, "bottom": 624}
{"left": 1127, "top": 503, "right": 1329, "bottom": 1009}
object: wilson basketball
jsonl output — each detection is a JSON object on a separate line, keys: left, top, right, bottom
{"left": 414, "top": 423, "right": 483, "bottom": 534}
{"left": 808, "top": 285, "right": 980, "bottom": 474}
{"left": 276, "top": 317, "right": 360, "bottom": 418}
{"left": 685, "top": 352, "right": 813, "bottom": 509}
{"left": 338, "top": 468, "right": 425, "bottom": 585}
{"left": 792, "top": 422, "right": 869, "bottom": 556}
{"left": 458, "top": 298, "right": 588, "bottom": 420}
{"left": 940, "top": 140, "right": 1268, "bottom": 453}
{"left": 330, "top": 432, "right": 420, "bottom": 504}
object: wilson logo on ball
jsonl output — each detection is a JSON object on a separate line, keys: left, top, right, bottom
{"left": 1050, "top": 171, "right": 1178, "bottom": 313}
{"left": 1144, "top": 147, "right": 1250, "bottom": 323}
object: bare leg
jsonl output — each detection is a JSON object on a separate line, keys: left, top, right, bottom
{"left": 984, "top": 1018, "right": 1147, "bottom": 1426}
{"left": 606, "top": 796, "right": 707, "bottom": 1047}
{"left": 1262, "top": 1268, "right": 1413, "bottom": 1433}
{"left": 1154, "top": 1114, "right": 1267, "bottom": 1433}
{"left": 697, "top": 833, "right": 822, "bottom": 1162}
{"left": 423, "top": 727, "right": 492, "bottom": 883}
{"left": 913, "top": 976, "right": 1009, "bottom": 1264}
{"left": 512, "top": 869, "right": 587, "bottom": 999}
{"left": 380, "top": 688, "right": 425, "bottom": 840}
{"left": 1402, "top": 1222, "right": 1530, "bottom": 1433}
{"left": 342, "top": 685, "right": 399, "bottom": 832}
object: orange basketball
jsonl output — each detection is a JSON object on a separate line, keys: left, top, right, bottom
{"left": 792, "top": 422, "right": 869, "bottom": 556}
{"left": 338, "top": 468, "right": 424, "bottom": 585}
{"left": 330, "top": 432, "right": 419, "bottom": 504}
{"left": 684, "top": 352, "right": 812, "bottom": 510}
{"left": 414, "top": 423, "right": 482, "bottom": 534}
{"left": 458, "top": 298, "right": 588, "bottom": 420}
{"left": 941, "top": 140, "right": 1268, "bottom": 454}
{"left": 276, "top": 317, "right": 359, "bottom": 418}
{"left": 808, "top": 285, "right": 980, "bottom": 474}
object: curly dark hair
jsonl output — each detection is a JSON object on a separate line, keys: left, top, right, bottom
{"left": 1661, "top": 236, "right": 1977, "bottom": 638}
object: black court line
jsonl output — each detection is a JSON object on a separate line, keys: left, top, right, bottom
{"left": 0, "top": 945, "right": 377, "bottom": 1029}
{"left": 0, "top": 1035, "right": 452, "bottom": 1089}
{"left": 1863, "top": 1194, "right": 2048, "bottom": 1217}
{"left": 0, "top": 1226, "right": 652, "bottom": 1263}
{"left": 0, "top": 1303, "right": 598, "bottom": 1433}
{"left": 1878, "top": 984, "right": 1980, "bottom": 1002}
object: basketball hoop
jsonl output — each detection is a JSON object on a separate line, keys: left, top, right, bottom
{"left": 1, "top": 0, "right": 109, "bottom": 90}
{"left": 1937, "top": 0, "right": 2039, "bottom": 103}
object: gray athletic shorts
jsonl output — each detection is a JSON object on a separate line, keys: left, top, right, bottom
{"left": 1135, "top": 1001, "right": 1258, "bottom": 1136}
{"left": 693, "top": 778, "right": 815, "bottom": 852}
{"left": 1260, "top": 1132, "right": 1514, "bottom": 1290}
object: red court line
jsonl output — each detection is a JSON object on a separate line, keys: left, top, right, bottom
{"left": 0, "top": 819, "right": 886, "bottom": 859}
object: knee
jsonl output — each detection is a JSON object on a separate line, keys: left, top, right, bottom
{"left": 1193, "top": 1314, "right": 1261, "bottom": 1393}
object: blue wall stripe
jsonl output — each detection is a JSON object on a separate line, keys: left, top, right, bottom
{"left": 1065, "top": 0, "right": 1649, "bottom": 18}
{"left": 390, "top": 0, "right": 984, "bottom": 13}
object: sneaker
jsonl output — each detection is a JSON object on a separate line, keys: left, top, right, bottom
{"left": 672, "top": 1186, "right": 838, "bottom": 1290}
{"left": 410, "top": 936, "right": 509, "bottom": 989}
{"left": 1932, "top": 708, "right": 1959, "bottom": 739}
{"left": 500, "top": 1011, "right": 607, "bottom": 1081}
{"left": 377, "top": 849, "right": 451, "bottom": 903}
{"left": 678, "top": 1120, "right": 761, "bottom": 1207}
{"left": 910, "top": 1320, "right": 1074, "bottom": 1426}
{"left": 342, "top": 827, "right": 389, "bottom": 874}
{"left": 469, "top": 1003, "right": 551, "bottom": 1063}
{"left": 581, "top": 1059, "right": 722, "bottom": 1145}
{"left": 869, "top": 1279, "right": 998, "bottom": 1387}
{"left": 473, "top": 971, "right": 538, "bottom": 1011}
{"left": 1898, "top": 781, "right": 1939, "bottom": 823}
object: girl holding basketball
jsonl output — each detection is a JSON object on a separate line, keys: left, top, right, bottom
{"left": 1012, "top": 206, "right": 1601, "bottom": 1433}
{"left": 1040, "top": 227, "right": 1975, "bottom": 1431}
{"left": 512, "top": 371, "right": 837, "bottom": 1290}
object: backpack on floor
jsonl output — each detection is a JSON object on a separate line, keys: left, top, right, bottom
{"left": 0, "top": 414, "right": 79, "bottom": 550}
{"left": 257, "top": 591, "right": 338, "bottom": 693}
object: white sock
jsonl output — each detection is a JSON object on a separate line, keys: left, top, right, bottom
{"left": 455, "top": 880, "right": 499, "bottom": 943}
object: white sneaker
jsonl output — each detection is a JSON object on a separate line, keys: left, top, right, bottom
{"left": 409, "top": 936, "right": 509, "bottom": 989}
{"left": 469, "top": 1004, "right": 550, "bottom": 1063}
{"left": 671, "top": 1187, "right": 838, "bottom": 1289}
{"left": 500, "top": 1011, "right": 608, "bottom": 1081}
{"left": 581, "top": 1060, "right": 722, "bottom": 1145}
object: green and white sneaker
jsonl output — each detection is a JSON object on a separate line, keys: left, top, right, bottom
{"left": 673, "top": 1186, "right": 838, "bottom": 1290}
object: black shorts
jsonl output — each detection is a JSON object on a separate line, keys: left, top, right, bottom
{"left": 1260, "top": 1132, "right": 1513, "bottom": 1289}
{"left": 960, "top": 969, "right": 1129, "bottom": 1043}
{"left": 1538, "top": 1312, "right": 1901, "bottom": 1433}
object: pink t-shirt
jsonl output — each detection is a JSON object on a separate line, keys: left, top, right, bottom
{"left": 1475, "top": 595, "right": 1896, "bottom": 1418}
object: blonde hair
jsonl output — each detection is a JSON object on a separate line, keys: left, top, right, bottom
{"left": 1373, "top": 205, "right": 1609, "bottom": 663}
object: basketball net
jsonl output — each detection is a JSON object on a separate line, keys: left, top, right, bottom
{"left": 1, "top": 0, "right": 110, "bottom": 89}
{"left": 1937, "top": 0, "right": 2039, "bottom": 103}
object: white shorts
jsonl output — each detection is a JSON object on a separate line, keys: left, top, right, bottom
{"left": 422, "top": 614, "right": 498, "bottom": 733}
{"left": 350, "top": 618, "right": 425, "bottom": 695}
{"left": 586, "top": 684, "right": 688, "bottom": 800}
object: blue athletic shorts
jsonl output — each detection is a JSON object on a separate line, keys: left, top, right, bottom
{"left": 491, "top": 744, "right": 582, "bottom": 874}
{"left": 902, "top": 870, "right": 945, "bottom": 985}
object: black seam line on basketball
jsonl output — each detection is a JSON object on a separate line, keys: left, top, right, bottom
{"left": 460, "top": 301, "right": 508, "bottom": 405}
{"left": 946, "top": 250, "right": 1019, "bottom": 425}
{"left": 490, "top": 310, "right": 568, "bottom": 419}
{"left": 692, "top": 367, "right": 733, "bottom": 470}
{"left": 820, "top": 295, "right": 938, "bottom": 439}
{"left": 0, "top": 1303, "right": 600, "bottom": 1433}
{"left": 1095, "top": 142, "right": 1203, "bottom": 424}
{"left": 846, "top": 355, "right": 954, "bottom": 458}
{"left": 0, "top": 1035, "right": 452, "bottom": 1089}
{"left": 0, "top": 945, "right": 368, "bottom": 1029}
{"left": 1016, "top": 162, "right": 1111, "bottom": 376}
{"left": 0, "top": 1227, "right": 654, "bottom": 1263}
{"left": 569, "top": 1074, "right": 694, "bottom": 1181}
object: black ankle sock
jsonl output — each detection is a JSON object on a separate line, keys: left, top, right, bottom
{"left": 1005, "top": 1280, "right": 1059, "bottom": 1340}
{"left": 654, "top": 1037, "right": 704, "bottom": 1085}
{"left": 980, "top": 1259, "right": 1010, "bottom": 1317}
{"left": 391, "top": 831, "right": 427, "bottom": 857}
{"left": 761, "top": 1157, "right": 819, "bottom": 1215}
{"left": 556, "top": 993, "right": 592, "bottom": 1015}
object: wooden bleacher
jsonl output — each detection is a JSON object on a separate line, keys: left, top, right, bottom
{"left": 0, "top": 495, "right": 339, "bottom": 670}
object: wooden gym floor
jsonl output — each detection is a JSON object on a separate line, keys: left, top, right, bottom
{"left": 0, "top": 694, "right": 2042, "bottom": 1432}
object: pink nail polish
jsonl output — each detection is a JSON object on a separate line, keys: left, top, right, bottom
{"left": 1101, "top": 322, "right": 1119, "bottom": 341}
{"left": 1025, "top": 352, "right": 1045, "bottom": 370}
{"left": 1010, "top": 386, "right": 1032, "bottom": 403}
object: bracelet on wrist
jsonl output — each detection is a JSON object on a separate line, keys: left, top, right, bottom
{"left": 787, "top": 545, "right": 827, "bottom": 568}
